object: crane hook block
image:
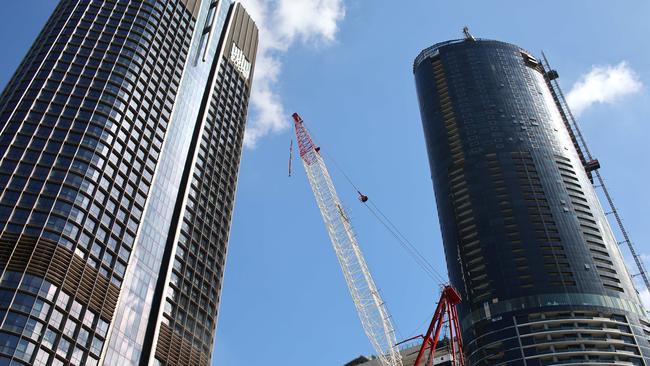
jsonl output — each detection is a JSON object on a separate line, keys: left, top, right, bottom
{"left": 358, "top": 192, "right": 369, "bottom": 203}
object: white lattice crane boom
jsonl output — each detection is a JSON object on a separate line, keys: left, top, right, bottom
{"left": 292, "top": 113, "right": 403, "bottom": 366}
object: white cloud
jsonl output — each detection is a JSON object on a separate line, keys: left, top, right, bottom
{"left": 567, "top": 62, "right": 642, "bottom": 117}
{"left": 276, "top": 0, "right": 344, "bottom": 43}
{"left": 240, "top": 0, "right": 346, "bottom": 148}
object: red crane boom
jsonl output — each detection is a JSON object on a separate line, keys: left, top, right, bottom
{"left": 414, "top": 286, "right": 465, "bottom": 366}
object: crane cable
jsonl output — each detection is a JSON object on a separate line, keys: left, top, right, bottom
{"left": 288, "top": 139, "right": 293, "bottom": 177}
{"left": 297, "top": 124, "right": 451, "bottom": 349}
{"left": 363, "top": 200, "right": 445, "bottom": 284}
{"left": 305, "top": 132, "right": 448, "bottom": 285}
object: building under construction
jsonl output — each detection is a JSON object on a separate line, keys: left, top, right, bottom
{"left": 345, "top": 344, "right": 453, "bottom": 366}
{"left": 413, "top": 33, "right": 650, "bottom": 365}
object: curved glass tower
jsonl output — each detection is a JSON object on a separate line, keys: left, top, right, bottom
{"left": 0, "top": 1, "right": 257, "bottom": 365}
{"left": 414, "top": 38, "right": 650, "bottom": 365}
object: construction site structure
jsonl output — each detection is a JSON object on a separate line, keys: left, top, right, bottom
{"left": 345, "top": 344, "right": 453, "bottom": 366}
{"left": 541, "top": 53, "right": 650, "bottom": 295}
{"left": 348, "top": 286, "right": 465, "bottom": 366}
{"left": 397, "top": 286, "right": 465, "bottom": 366}
{"left": 293, "top": 113, "right": 403, "bottom": 366}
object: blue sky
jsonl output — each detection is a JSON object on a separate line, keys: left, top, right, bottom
{"left": 1, "top": 1, "right": 649, "bottom": 365}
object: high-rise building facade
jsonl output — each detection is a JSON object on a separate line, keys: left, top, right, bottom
{"left": 414, "top": 37, "right": 650, "bottom": 365}
{"left": 0, "top": 1, "right": 257, "bottom": 366}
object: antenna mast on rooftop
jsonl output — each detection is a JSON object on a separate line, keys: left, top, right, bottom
{"left": 462, "top": 26, "right": 475, "bottom": 41}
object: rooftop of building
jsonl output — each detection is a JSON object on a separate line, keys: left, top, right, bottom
{"left": 412, "top": 30, "right": 536, "bottom": 73}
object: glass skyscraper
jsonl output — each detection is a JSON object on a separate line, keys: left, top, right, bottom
{"left": 414, "top": 38, "right": 650, "bottom": 365}
{"left": 0, "top": 1, "right": 257, "bottom": 365}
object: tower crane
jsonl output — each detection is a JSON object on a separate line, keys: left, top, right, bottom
{"left": 541, "top": 53, "right": 650, "bottom": 295}
{"left": 292, "top": 113, "right": 403, "bottom": 366}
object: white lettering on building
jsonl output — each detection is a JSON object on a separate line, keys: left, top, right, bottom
{"left": 230, "top": 44, "right": 251, "bottom": 80}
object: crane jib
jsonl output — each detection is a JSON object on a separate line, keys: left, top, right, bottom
{"left": 293, "top": 112, "right": 404, "bottom": 366}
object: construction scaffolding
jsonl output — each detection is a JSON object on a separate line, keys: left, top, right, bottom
{"left": 541, "top": 53, "right": 650, "bottom": 295}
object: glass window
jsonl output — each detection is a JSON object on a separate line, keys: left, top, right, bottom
{"left": 55, "top": 292, "right": 70, "bottom": 310}
{"left": 2, "top": 312, "right": 27, "bottom": 333}
{"left": 0, "top": 272, "right": 21, "bottom": 288}
{"left": 63, "top": 318, "right": 77, "bottom": 338}
{"left": 71, "top": 346, "right": 84, "bottom": 365}
{"left": 38, "top": 280, "right": 57, "bottom": 301}
{"left": 0, "top": 332, "right": 18, "bottom": 355}
{"left": 97, "top": 319, "right": 108, "bottom": 337}
{"left": 13, "top": 338, "right": 35, "bottom": 362}
{"left": 23, "top": 318, "right": 43, "bottom": 340}
{"left": 12, "top": 292, "right": 36, "bottom": 313}
{"left": 69, "top": 301, "right": 82, "bottom": 319}
{"left": 42, "top": 329, "right": 57, "bottom": 349}
{"left": 78, "top": 328, "right": 89, "bottom": 346}
{"left": 86, "top": 355, "right": 99, "bottom": 366}
{"left": 33, "top": 348, "right": 50, "bottom": 366}
{"left": 49, "top": 309, "right": 63, "bottom": 329}
{"left": 1, "top": 191, "right": 19, "bottom": 206}
{"left": 90, "top": 336, "right": 103, "bottom": 355}
{"left": 56, "top": 337, "right": 70, "bottom": 358}
{"left": 31, "top": 299, "right": 50, "bottom": 320}
{"left": 82, "top": 310, "right": 95, "bottom": 329}
{"left": 0, "top": 291, "right": 11, "bottom": 308}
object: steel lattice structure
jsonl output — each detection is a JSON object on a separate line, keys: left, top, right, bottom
{"left": 293, "top": 113, "right": 403, "bottom": 366}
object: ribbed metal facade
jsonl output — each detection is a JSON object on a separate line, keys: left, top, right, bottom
{"left": 414, "top": 39, "right": 650, "bottom": 365}
{"left": 0, "top": 1, "right": 256, "bottom": 366}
